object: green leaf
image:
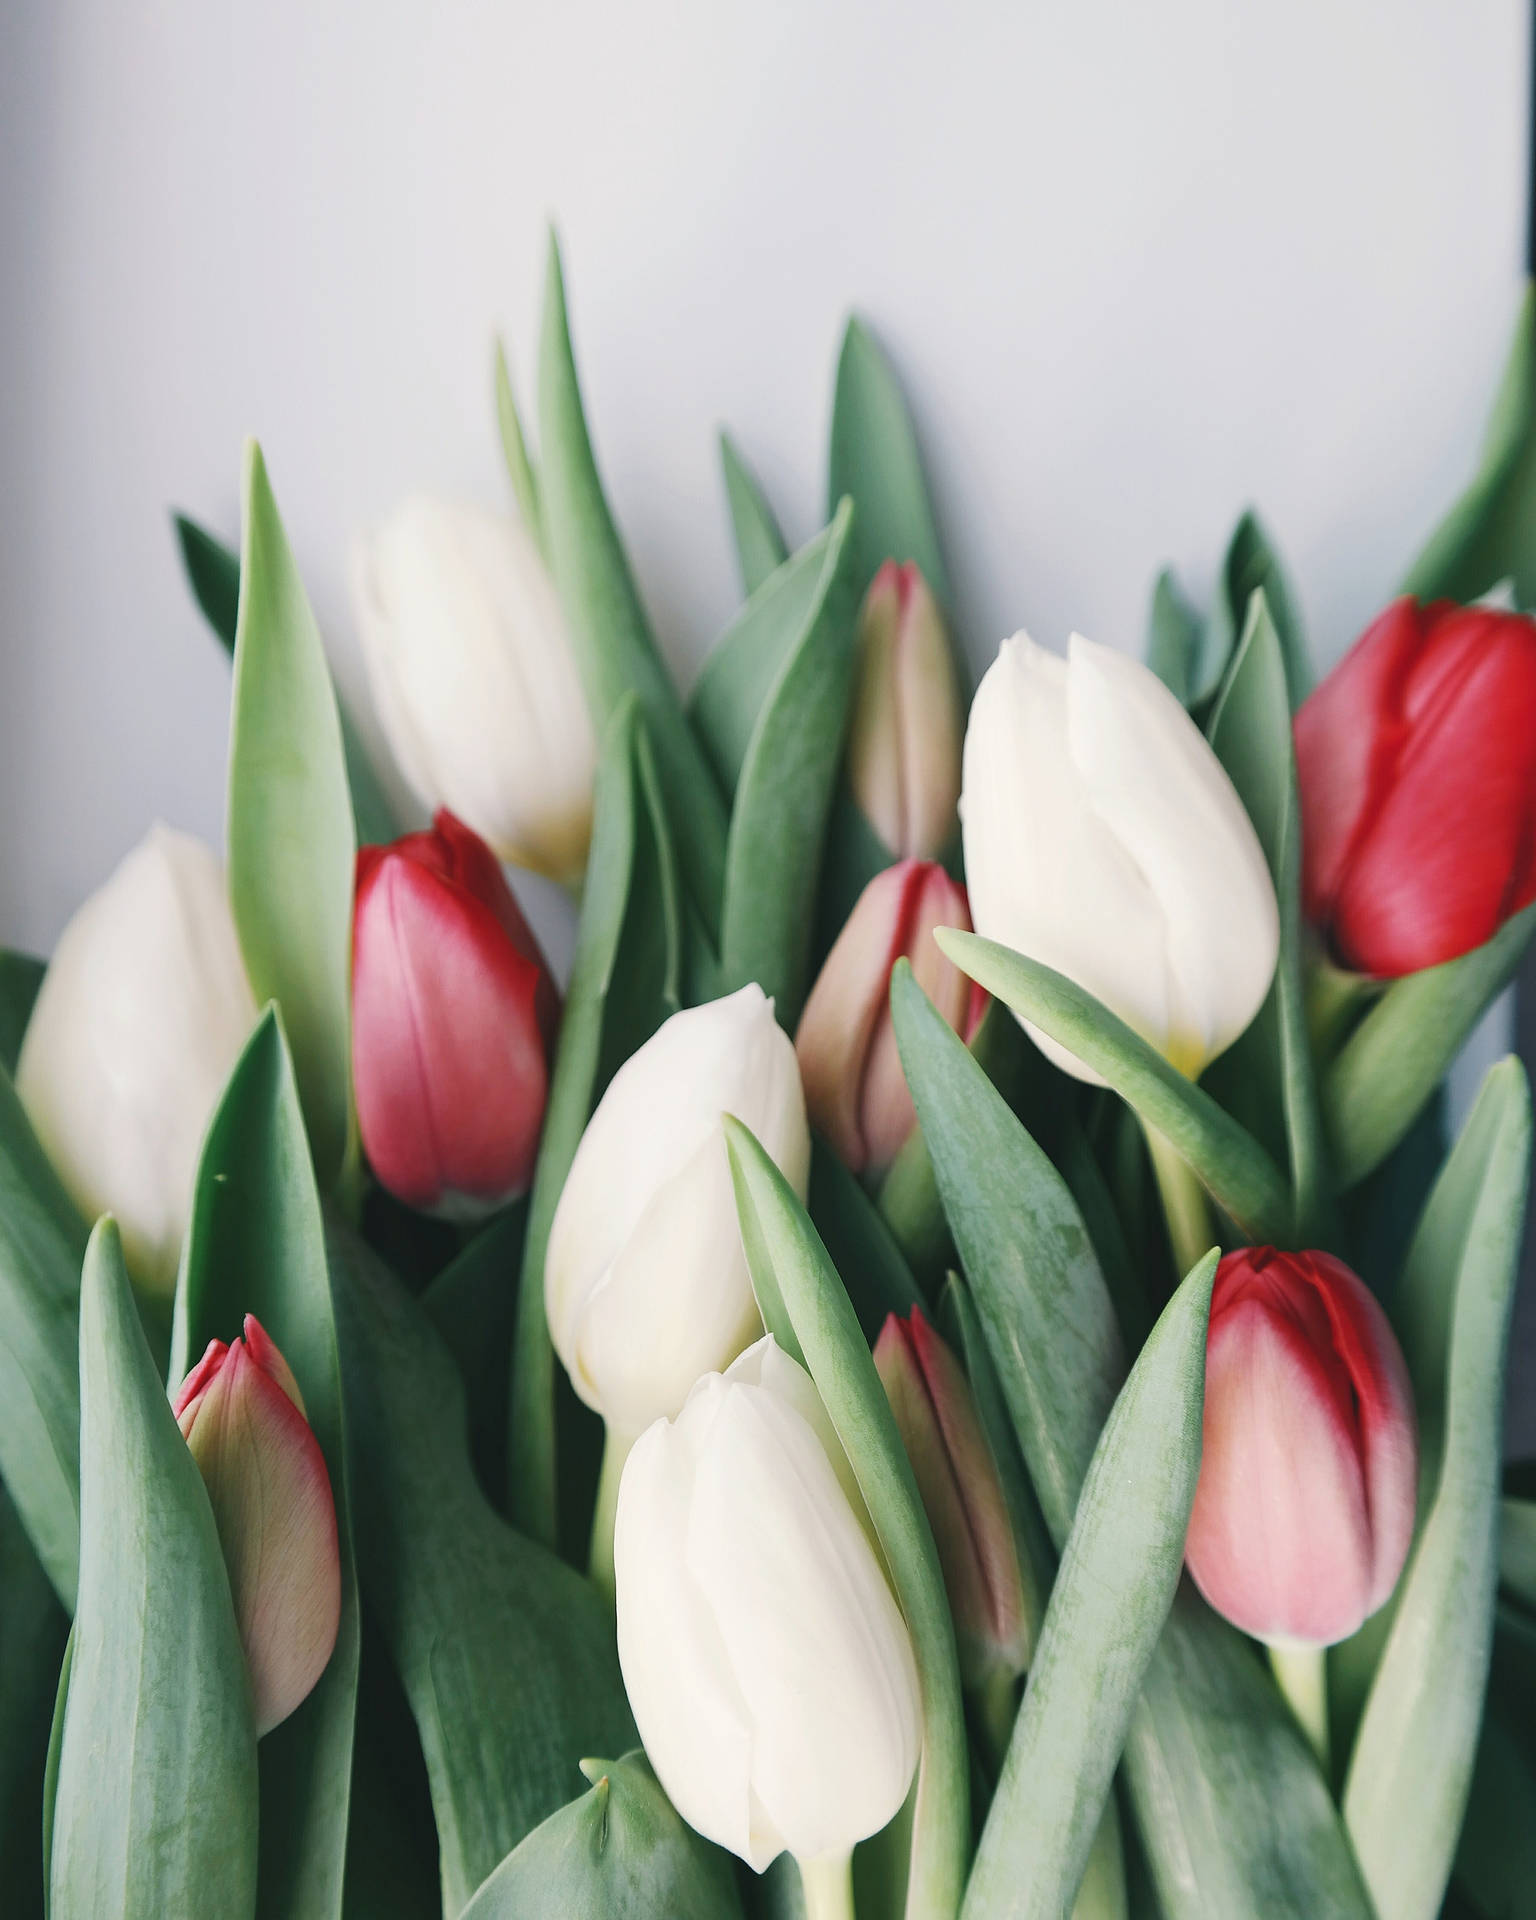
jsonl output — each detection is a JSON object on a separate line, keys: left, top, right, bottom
{"left": 0, "top": 953, "right": 45, "bottom": 1080}
{"left": 1145, "top": 568, "right": 1202, "bottom": 707}
{"left": 51, "top": 1220, "right": 258, "bottom": 1917}
{"left": 806, "top": 1139, "right": 923, "bottom": 1342}
{"left": 719, "top": 499, "right": 862, "bottom": 1023}
{"left": 962, "top": 1255, "right": 1216, "bottom": 1920}
{"left": 169, "top": 1009, "right": 361, "bottom": 1920}
{"left": 0, "top": 1067, "right": 88, "bottom": 1608}
{"left": 1343, "top": 1059, "right": 1532, "bottom": 1920}
{"left": 422, "top": 1205, "right": 526, "bottom": 1513}
{"left": 829, "top": 316, "right": 952, "bottom": 610}
{"left": 493, "top": 339, "right": 545, "bottom": 558}
{"left": 330, "top": 1217, "right": 635, "bottom": 1915}
{"left": 508, "top": 698, "right": 681, "bottom": 1547}
{"left": 537, "top": 232, "right": 728, "bottom": 937}
{"left": 1452, "top": 1617, "right": 1536, "bottom": 1920}
{"left": 227, "top": 444, "right": 358, "bottom": 1192}
{"left": 724, "top": 1117, "right": 969, "bottom": 1920}
{"left": 1402, "top": 284, "right": 1536, "bottom": 606}
{"left": 459, "top": 1753, "right": 743, "bottom": 1919}
{"left": 1216, "top": 512, "right": 1311, "bottom": 709}
{"left": 1204, "top": 591, "right": 1328, "bottom": 1240}
{"left": 175, "top": 512, "right": 400, "bottom": 848}
{"left": 1321, "top": 901, "right": 1536, "bottom": 1189}
{"left": 0, "top": 1482, "right": 67, "bottom": 1919}
{"left": 935, "top": 931, "right": 1293, "bottom": 1246}
{"left": 1502, "top": 1494, "right": 1536, "bottom": 1610}
{"left": 720, "top": 433, "right": 789, "bottom": 597}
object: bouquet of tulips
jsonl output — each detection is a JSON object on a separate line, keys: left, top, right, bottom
{"left": 4, "top": 235, "right": 1536, "bottom": 1920}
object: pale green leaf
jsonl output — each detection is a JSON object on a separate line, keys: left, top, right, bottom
{"left": 1145, "top": 568, "right": 1202, "bottom": 707}
{"left": 720, "top": 433, "right": 789, "bottom": 597}
{"left": 493, "top": 339, "right": 545, "bottom": 557}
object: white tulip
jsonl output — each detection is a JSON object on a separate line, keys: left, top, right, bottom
{"left": 350, "top": 495, "right": 597, "bottom": 886}
{"left": 545, "top": 984, "right": 809, "bottom": 1440}
{"left": 16, "top": 826, "right": 258, "bottom": 1296}
{"left": 961, "top": 631, "right": 1279, "bottom": 1083}
{"left": 615, "top": 1335, "right": 921, "bottom": 1874}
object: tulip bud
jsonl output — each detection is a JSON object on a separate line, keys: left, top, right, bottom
{"left": 1296, "top": 597, "right": 1536, "bottom": 977}
{"left": 961, "top": 631, "right": 1279, "bottom": 1083}
{"left": 351, "top": 495, "right": 597, "bottom": 886}
{"left": 16, "top": 825, "right": 257, "bottom": 1297}
{"left": 874, "top": 1308, "right": 1029, "bottom": 1686}
{"left": 847, "top": 562, "right": 964, "bottom": 860}
{"left": 173, "top": 1315, "right": 341, "bottom": 1735}
{"left": 1185, "top": 1247, "right": 1417, "bottom": 1647}
{"left": 614, "top": 1334, "right": 921, "bottom": 1871}
{"left": 545, "top": 985, "right": 809, "bottom": 1438}
{"left": 796, "top": 860, "right": 983, "bottom": 1177}
{"left": 352, "top": 809, "right": 557, "bottom": 1217}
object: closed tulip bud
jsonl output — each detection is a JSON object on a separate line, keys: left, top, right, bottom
{"left": 615, "top": 1335, "right": 921, "bottom": 1873}
{"left": 546, "top": 985, "right": 809, "bottom": 1438}
{"left": 1296, "top": 597, "right": 1536, "bottom": 976}
{"left": 962, "top": 632, "right": 1279, "bottom": 1082}
{"left": 874, "top": 1308, "right": 1029, "bottom": 1686}
{"left": 796, "top": 860, "right": 983, "bottom": 1177}
{"left": 352, "top": 809, "right": 558, "bottom": 1217}
{"left": 847, "top": 562, "right": 963, "bottom": 860}
{"left": 1185, "top": 1248, "right": 1417, "bottom": 1648}
{"left": 351, "top": 494, "right": 597, "bottom": 886}
{"left": 173, "top": 1315, "right": 341, "bottom": 1735}
{"left": 16, "top": 826, "right": 257, "bottom": 1297}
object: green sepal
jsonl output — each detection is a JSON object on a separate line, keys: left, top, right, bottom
{"left": 719, "top": 432, "right": 789, "bottom": 597}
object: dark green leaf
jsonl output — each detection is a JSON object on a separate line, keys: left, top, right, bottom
{"left": 422, "top": 1206, "right": 526, "bottom": 1513}
{"left": 493, "top": 340, "right": 545, "bottom": 558}
{"left": 720, "top": 433, "right": 789, "bottom": 597}
{"left": 1144, "top": 569, "right": 1202, "bottom": 707}
{"left": 806, "top": 1138, "right": 923, "bottom": 1342}
{"left": 0, "top": 1482, "right": 67, "bottom": 1920}
{"left": 1218, "top": 513, "right": 1310, "bottom": 709}
{"left": 0, "top": 952, "right": 46, "bottom": 1079}
{"left": 1502, "top": 1494, "right": 1536, "bottom": 1610}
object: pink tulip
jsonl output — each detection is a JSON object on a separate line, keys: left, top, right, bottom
{"left": 796, "top": 861, "right": 982, "bottom": 1178}
{"left": 352, "top": 808, "right": 558, "bottom": 1215}
{"left": 174, "top": 1316, "right": 341, "bottom": 1734}
{"left": 1185, "top": 1248, "right": 1417, "bottom": 1647}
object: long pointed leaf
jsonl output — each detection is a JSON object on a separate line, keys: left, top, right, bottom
{"left": 1218, "top": 513, "right": 1310, "bottom": 708}
{"left": 0, "top": 1483, "right": 67, "bottom": 1919}
{"left": 720, "top": 433, "right": 789, "bottom": 597}
{"left": 493, "top": 341, "right": 545, "bottom": 557}
{"left": 1145, "top": 569, "right": 1202, "bottom": 707}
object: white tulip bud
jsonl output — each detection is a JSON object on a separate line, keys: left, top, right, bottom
{"left": 545, "top": 985, "right": 810, "bottom": 1439}
{"left": 961, "top": 632, "right": 1278, "bottom": 1082}
{"left": 16, "top": 826, "right": 258, "bottom": 1296}
{"left": 615, "top": 1335, "right": 921, "bottom": 1872}
{"left": 350, "top": 495, "right": 597, "bottom": 886}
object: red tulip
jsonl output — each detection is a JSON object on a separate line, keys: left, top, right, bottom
{"left": 1185, "top": 1248, "right": 1417, "bottom": 1647}
{"left": 352, "top": 809, "right": 558, "bottom": 1215}
{"left": 174, "top": 1316, "right": 341, "bottom": 1734}
{"left": 1295, "top": 597, "right": 1536, "bottom": 976}
{"left": 795, "top": 860, "right": 984, "bottom": 1176}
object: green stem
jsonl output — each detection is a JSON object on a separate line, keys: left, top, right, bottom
{"left": 588, "top": 1425, "right": 634, "bottom": 1604}
{"left": 1142, "top": 1122, "right": 1215, "bottom": 1278}
{"left": 1269, "top": 1641, "right": 1329, "bottom": 1772}
{"left": 970, "top": 1666, "right": 1020, "bottom": 1780}
{"left": 797, "top": 1851, "right": 856, "bottom": 1920}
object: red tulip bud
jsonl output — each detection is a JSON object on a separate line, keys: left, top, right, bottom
{"left": 1296, "top": 597, "right": 1536, "bottom": 976}
{"left": 795, "top": 861, "right": 983, "bottom": 1177}
{"left": 1185, "top": 1248, "right": 1417, "bottom": 1648}
{"left": 174, "top": 1316, "right": 341, "bottom": 1735}
{"left": 352, "top": 808, "right": 558, "bottom": 1215}
{"left": 874, "top": 1307, "right": 1030, "bottom": 1685}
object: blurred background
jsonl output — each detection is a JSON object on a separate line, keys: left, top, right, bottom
{"left": 2, "top": 0, "right": 1533, "bottom": 1438}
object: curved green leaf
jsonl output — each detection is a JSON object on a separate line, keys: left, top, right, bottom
{"left": 460, "top": 1753, "right": 742, "bottom": 1919}
{"left": 538, "top": 232, "right": 728, "bottom": 936}
{"left": 1502, "top": 1493, "right": 1536, "bottom": 1609}
{"left": 962, "top": 1255, "right": 1216, "bottom": 1920}
{"left": 330, "top": 1218, "right": 635, "bottom": 1915}
{"left": 422, "top": 1205, "right": 526, "bottom": 1512}
{"left": 724, "top": 1117, "right": 969, "bottom": 1920}
{"left": 493, "top": 340, "right": 545, "bottom": 559}
{"left": 0, "top": 952, "right": 45, "bottom": 1078}
{"left": 1217, "top": 513, "right": 1310, "bottom": 709}
{"left": 935, "top": 931, "right": 1292, "bottom": 1246}
{"left": 0, "top": 1482, "right": 67, "bottom": 1919}
{"left": 509, "top": 698, "right": 681, "bottom": 1546}
{"left": 806, "top": 1140, "right": 923, "bottom": 1342}
{"left": 170, "top": 1010, "right": 361, "bottom": 1920}
{"left": 51, "top": 1220, "right": 258, "bottom": 1917}
{"left": 1145, "top": 568, "right": 1203, "bottom": 707}
{"left": 720, "top": 433, "right": 789, "bottom": 597}
{"left": 1343, "top": 1059, "right": 1532, "bottom": 1920}
{"left": 228, "top": 444, "right": 358, "bottom": 1191}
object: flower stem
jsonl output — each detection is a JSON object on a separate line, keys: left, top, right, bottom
{"left": 587, "top": 1425, "right": 633, "bottom": 1604}
{"left": 1141, "top": 1122, "right": 1215, "bottom": 1278}
{"left": 797, "top": 1852, "right": 856, "bottom": 1920}
{"left": 1269, "top": 1642, "right": 1329, "bottom": 1772}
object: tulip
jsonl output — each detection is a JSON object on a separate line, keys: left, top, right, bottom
{"left": 847, "top": 562, "right": 963, "bottom": 860}
{"left": 796, "top": 860, "right": 983, "bottom": 1177}
{"left": 352, "top": 809, "right": 558, "bottom": 1216}
{"left": 1185, "top": 1247, "right": 1417, "bottom": 1648}
{"left": 875, "top": 1307, "right": 1030, "bottom": 1688}
{"left": 545, "top": 984, "right": 810, "bottom": 1440}
{"left": 1295, "top": 597, "right": 1536, "bottom": 977}
{"left": 173, "top": 1315, "right": 341, "bottom": 1735}
{"left": 15, "top": 825, "right": 257, "bottom": 1297}
{"left": 614, "top": 1334, "right": 921, "bottom": 1880}
{"left": 350, "top": 494, "right": 597, "bottom": 886}
{"left": 961, "top": 631, "right": 1278, "bottom": 1083}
